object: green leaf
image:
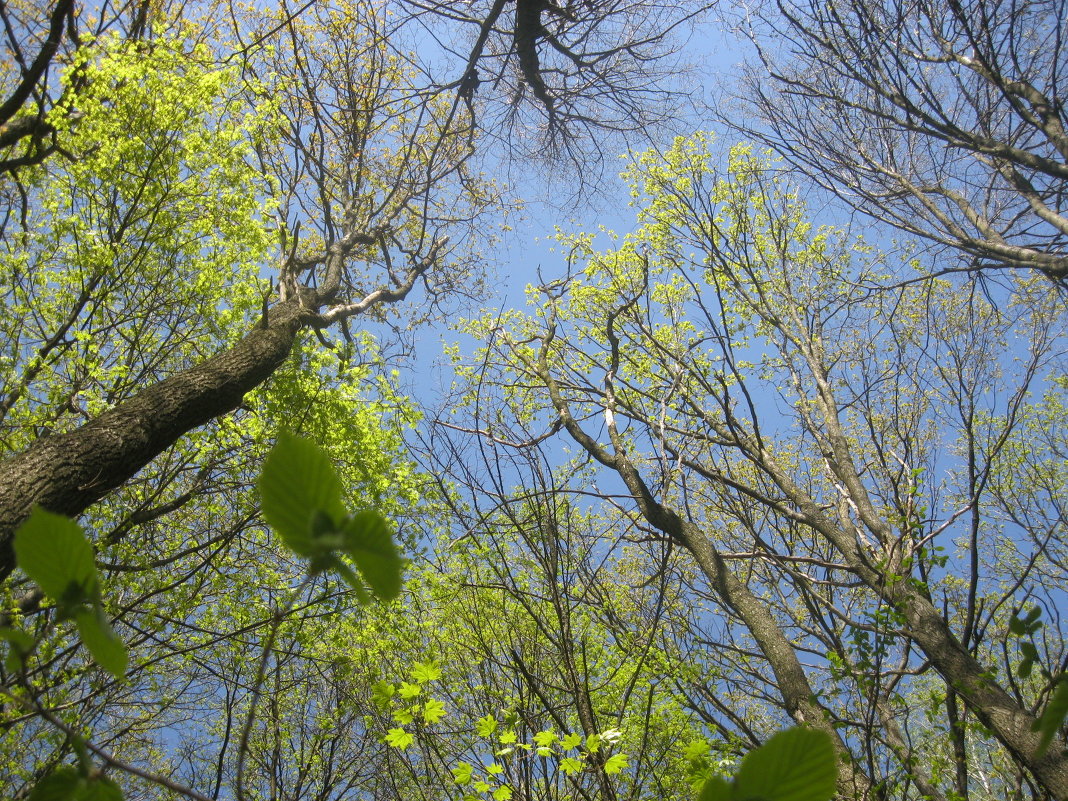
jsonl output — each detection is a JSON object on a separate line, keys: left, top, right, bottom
{"left": 697, "top": 776, "right": 731, "bottom": 801}
{"left": 533, "top": 730, "right": 557, "bottom": 748}
{"left": 14, "top": 508, "right": 98, "bottom": 603}
{"left": 422, "top": 697, "right": 447, "bottom": 724}
{"left": 339, "top": 510, "right": 402, "bottom": 600}
{"left": 492, "top": 784, "right": 513, "bottom": 801}
{"left": 12, "top": 509, "right": 127, "bottom": 679}
{"left": 561, "top": 732, "right": 583, "bottom": 750}
{"left": 371, "top": 680, "right": 396, "bottom": 709}
{"left": 1033, "top": 675, "right": 1068, "bottom": 757}
{"left": 476, "top": 714, "right": 498, "bottom": 737}
{"left": 392, "top": 707, "right": 415, "bottom": 725}
{"left": 733, "top": 727, "right": 837, "bottom": 801}
{"left": 486, "top": 763, "right": 503, "bottom": 775}
{"left": 452, "top": 762, "right": 474, "bottom": 785}
{"left": 412, "top": 661, "right": 441, "bottom": 683}
{"left": 385, "top": 727, "right": 414, "bottom": 749}
{"left": 603, "top": 753, "right": 628, "bottom": 775}
{"left": 683, "top": 740, "right": 711, "bottom": 763}
{"left": 474, "top": 781, "right": 491, "bottom": 793}
{"left": 259, "top": 431, "right": 347, "bottom": 557}
{"left": 73, "top": 605, "right": 128, "bottom": 680}
{"left": 586, "top": 733, "right": 601, "bottom": 753}
{"left": 499, "top": 729, "right": 517, "bottom": 745}
{"left": 398, "top": 681, "right": 422, "bottom": 699}
{"left": 559, "top": 757, "right": 583, "bottom": 776}
{"left": 28, "top": 767, "right": 84, "bottom": 801}
{"left": 322, "top": 557, "right": 371, "bottom": 601}
{"left": 83, "top": 777, "right": 123, "bottom": 801}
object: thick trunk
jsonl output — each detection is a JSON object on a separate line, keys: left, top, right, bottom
{"left": 0, "top": 301, "right": 308, "bottom": 580}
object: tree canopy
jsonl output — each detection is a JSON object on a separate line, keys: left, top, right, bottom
{"left": 0, "top": 2, "right": 1064, "bottom": 801}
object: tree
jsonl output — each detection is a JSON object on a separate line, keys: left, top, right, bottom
{"left": 724, "top": 0, "right": 1068, "bottom": 284}
{"left": 450, "top": 134, "right": 1068, "bottom": 798}
{"left": 0, "top": 3, "right": 493, "bottom": 580}
{"left": 0, "top": 1, "right": 716, "bottom": 796}
{"left": 0, "top": 11, "right": 476, "bottom": 795}
{"left": 392, "top": 0, "right": 711, "bottom": 178}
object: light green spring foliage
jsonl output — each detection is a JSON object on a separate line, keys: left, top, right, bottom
{"left": 0, "top": 34, "right": 277, "bottom": 449}
{"left": 357, "top": 490, "right": 724, "bottom": 801}
{"left": 5, "top": 433, "right": 406, "bottom": 800}
{"left": 450, "top": 133, "right": 1068, "bottom": 798}
{"left": 377, "top": 661, "right": 629, "bottom": 801}
{"left": 0, "top": 30, "right": 431, "bottom": 796}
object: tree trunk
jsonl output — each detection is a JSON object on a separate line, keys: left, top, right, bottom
{"left": 0, "top": 301, "right": 308, "bottom": 580}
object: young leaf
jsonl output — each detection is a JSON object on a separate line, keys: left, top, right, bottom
{"left": 603, "top": 753, "right": 628, "bottom": 775}
{"left": 533, "top": 730, "right": 557, "bottom": 748}
{"left": 697, "top": 775, "right": 731, "bottom": 801}
{"left": 733, "top": 727, "right": 837, "bottom": 801}
{"left": 683, "top": 740, "right": 711, "bottom": 763}
{"left": 452, "top": 762, "right": 474, "bottom": 785}
{"left": 81, "top": 776, "right": 123, "bottom": 801}
{"left": 73, "top": 606, "right": 128, "bottom": 680}
{"left": 560, "top": 732, "right": 583, "bottom": 750}
{"left": 559, "top": 757, "right": 584, "bottom": 775}
{"left": 14, "top": 508, "right": 98, "bottom": 603}
{"left": 13, "top": 509, "right": 127, "bottom": 679}
{"left": 371, "top": 680, "right": 396, "bottom": 709}
{"left": 385, "top": 728, "right": 414, "bottom": 749}
{"left": 28, "top": 766, "right": 84, "bottom": 801}
{"left": 486, "top": 763, "right": 503, "bottom": 775}
{"left": 599, "top": 728, "right": 623, "bottom": 744}
{"left": 398, "top": 681, "right": 422, "bottom": 699}
{"left": 412, "top": 661, "right": 442, "bottom": 683}
{"left": 339, "top": 510, "right": 402, "bottom": 600}
{"left": 499, "top": 729, "right": 517, "bottom": 745}
{"left": 422, "top": 697, "right": 447, "bottom": 724}
{"left": 476, "top": 714, "right": 498, "bottom": 737}
{"left": 259, "top": 431, "right": 347, "bottom": 557}
{"left": 492, "top": 784, "right": 513, "bottom": 801}
{"left": 1033, "top": 675, "right": 1068, "bottom": 757}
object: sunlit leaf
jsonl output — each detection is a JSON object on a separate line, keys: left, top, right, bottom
{"left": 385, "top": 728, "right": 414, "bottom": 749}
{"left": 733, "top": 727, "right": 837, "bottom": 801}
{"left": 259, "top": 431, "right": 347, "bottom": 557}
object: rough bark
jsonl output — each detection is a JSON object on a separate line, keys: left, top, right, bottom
{"left": 0, "top": 300, "right": 309, "bottom": 580}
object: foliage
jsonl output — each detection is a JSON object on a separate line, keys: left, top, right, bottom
{"left": 11, "top": 508, "right": 127, "bottom": 679}
{"left": 448, "top": 132, "right": 1068, "bottom": 799}
{"left": 698, "top": 728, "right": 836, "bottom": 801}
{"left": 0, "top": 1, "right": 1064, "bottom": 800}
{"left": 6, "top": 433, "right": 404, "bottom": 799}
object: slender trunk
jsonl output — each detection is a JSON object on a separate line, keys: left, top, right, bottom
{"left": 537, "top": 349, "right": 873, "bottom": 798}
{"left": 791, "top": 345, "right": 1068, "bottom": 797}
{"left": 0, "top": 301, "right": 308, "bottom": 579}
{"left": 645, "top": 499, "right": 874, "bottom": 800}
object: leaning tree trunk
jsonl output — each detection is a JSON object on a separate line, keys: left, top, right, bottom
{"left": 0, "top": 300, "right": 309, "bottom": 581}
